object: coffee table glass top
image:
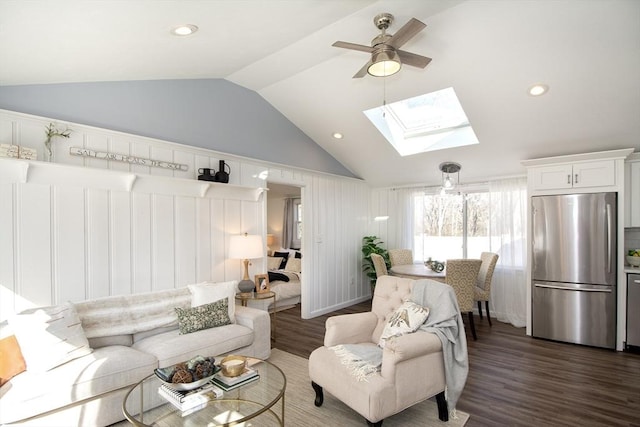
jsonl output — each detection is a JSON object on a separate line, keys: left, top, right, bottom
{"left": 123, "top": 357, "right": 286, "bottom": 427}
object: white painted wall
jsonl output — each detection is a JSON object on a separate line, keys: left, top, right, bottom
{"left": 0, "top": 110, "right": 371, "bottom": 320}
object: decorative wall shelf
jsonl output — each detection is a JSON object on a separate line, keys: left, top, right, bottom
{"left": 0, "top": 158, "right": 265, "bottom": 201}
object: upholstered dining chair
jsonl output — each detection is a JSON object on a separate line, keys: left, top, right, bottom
{"left": 474, "top": 252, "right": 499, "bottom": 326}
{"left": 445, "top": 259, "right": 482, "bottom": 340}
{"left": 370, "top": 253, "right": 388, "bottom": 277}
{"left": 388, "top": 249, "right": 413, "bottom": 267}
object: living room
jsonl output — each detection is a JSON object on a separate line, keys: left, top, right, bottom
{"left": 0, "top": 1, "right": 639, "bottom": 426}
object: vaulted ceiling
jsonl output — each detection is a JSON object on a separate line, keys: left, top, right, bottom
{"left": 1, "top": 0, "right": 639, "bottom": 187}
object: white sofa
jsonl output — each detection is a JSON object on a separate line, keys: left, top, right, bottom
{"left": 0, "top": 283, "right": 271, "bottom": 427}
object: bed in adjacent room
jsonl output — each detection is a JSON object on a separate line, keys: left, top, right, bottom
{"left": 246, "top": 251, "right": 302, "bottom": 312}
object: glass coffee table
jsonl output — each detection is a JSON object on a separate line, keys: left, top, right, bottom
{"left": 123, "top": 357, "right": 286, "bottom": 426}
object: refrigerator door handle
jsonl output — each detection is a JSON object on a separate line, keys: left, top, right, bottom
{"left": 534, "top": 283, "right": 612, "bottom": 293}
{"left": 606, "top": 203, "right": 612, "bottom": 274}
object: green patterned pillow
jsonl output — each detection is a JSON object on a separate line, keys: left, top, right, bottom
{"left": 175, "top": 298, "right": 231, "bottom": 335}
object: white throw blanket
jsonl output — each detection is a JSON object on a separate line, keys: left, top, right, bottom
{"left": 412, "top": 279, "right": 469, "bottom": 417}
{"left": 329, "top": 343, "right": 383, "bottom": 381}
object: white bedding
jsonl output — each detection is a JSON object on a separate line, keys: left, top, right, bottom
{"left": 245, "top": 270, "right": 301, "bottom": 312}
{"left": 269, "top": 270, "right": 301, "bottom": 301}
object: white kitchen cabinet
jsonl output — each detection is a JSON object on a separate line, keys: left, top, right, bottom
{"left": 530, "top": 160, "right": 615, "bottom": 191}
{"left": 625, "top": 158, "right": 640, "bottom": 227}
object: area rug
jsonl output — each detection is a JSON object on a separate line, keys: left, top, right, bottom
{"left": 269, "top": 348, "right": 469, "bottom": 427}
{"left": 111, "top": 349, "right": 469, "bottom": 426}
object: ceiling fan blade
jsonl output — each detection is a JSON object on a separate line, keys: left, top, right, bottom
{"left": 388, "top": 18, "right": 426, "bottom": 49}
{"left": 353, "top": 62, "right": 371, "bottom": 78}
{"left": 397, "top": 50, "right": 432, "bottom": 69}
{"left": 333, "top": 41, "right": 374, "bottom": 53}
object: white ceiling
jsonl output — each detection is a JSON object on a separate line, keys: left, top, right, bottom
{"left": 1, "top": 0, "right": 639, "bottom": 188}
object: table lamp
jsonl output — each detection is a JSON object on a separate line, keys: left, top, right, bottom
{"left": 229, "top": 233, "right": 264, "bottom": 293}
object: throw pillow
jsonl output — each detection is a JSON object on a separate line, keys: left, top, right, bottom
{"left": 273, "top": 251, "right": 290, "bottom": 269}
{"left": 175, "top": 299, "right": 231, "bottom": 335}
{"left": 378, "top": 301, "right": 429, "bottom": 348}
{"left": 284, "top": 257, "right": 302, "bottom": 273}
{"left": 0, "top": 334, "right": 26, "bottom": 386}
{"left": 295, "top": 251, "right": 302, "bottom": 259}
{"left": 188, "top": 280, "right": 237, "bottom": 323}
{"left": 9, "top": 303, "right": 93, "bottom": 372}
{"left": 267, "top": 256, "right": 285, "bottom": 271}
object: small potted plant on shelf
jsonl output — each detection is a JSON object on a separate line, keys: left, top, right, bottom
{"left": 362, "top": 235, "right": 391, "bottom": 290}
{"left": 44, "top": 122, "right": 72, "bottom": 162}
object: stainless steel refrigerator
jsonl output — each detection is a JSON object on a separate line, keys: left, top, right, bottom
{"left": 531, "top": 192, "right": 617, "bottom": 349}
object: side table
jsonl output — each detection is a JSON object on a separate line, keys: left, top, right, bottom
{"left": 236, "top": 291, "right": 277, "bottom": 341}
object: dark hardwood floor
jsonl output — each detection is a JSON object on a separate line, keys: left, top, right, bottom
{"left": 273, "top": 302, "right": 640, "bottom": 427}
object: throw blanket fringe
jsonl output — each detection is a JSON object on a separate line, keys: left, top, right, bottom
{"left": 329, "top": 344, "right": 383, "bottom": 382}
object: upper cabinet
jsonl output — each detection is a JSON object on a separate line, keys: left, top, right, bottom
{"left": 625, "top": 153, "right": 640, "bottom": 227}
{"left": 522, "top": 148, "right": 634, "bottom": 196}
{"left": 529, "top": 160, "right": 615, "bottom": 191}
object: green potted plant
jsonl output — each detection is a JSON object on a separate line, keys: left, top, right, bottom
{"left": 362, "top": 235, "right": 391, "bottom": 289}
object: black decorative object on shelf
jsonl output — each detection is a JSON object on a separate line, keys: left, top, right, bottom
{"left": 214, "top": 160, "right": 230, "bottom": 183}
{"left": 197, "top": 168, "right": 216, "bottom": 181}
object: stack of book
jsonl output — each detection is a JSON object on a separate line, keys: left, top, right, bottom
{"left": 212, "top": 367, "right": 260, "bottom": 391}
{"left": 158, "top": 382, "right": 223, "bottom": 417}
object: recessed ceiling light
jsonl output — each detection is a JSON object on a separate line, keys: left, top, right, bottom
{"left": 171, "top": 24, "right": 198, "bottom": 36}
{"left": 528, "top": 84, "right": 549, "bottom": 96}
{"left": 332, "top": 132, "right": 343, "bottom": 139}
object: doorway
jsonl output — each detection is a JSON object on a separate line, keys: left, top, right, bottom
{"left": 266, "top": 182, "right": 304, "bottom": 316}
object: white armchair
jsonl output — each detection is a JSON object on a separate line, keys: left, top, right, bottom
{"left": 308, "top": 276, "right": 451, "bottom": 426}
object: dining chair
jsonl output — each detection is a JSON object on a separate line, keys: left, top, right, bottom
{"left": 370, "top": 253, "right": 388, "bottom": 277}
{"left": 388, "top": 249, "right": 413, "bottom": 267}
{"left": 445, "top": 259, "right": 482, "bottom": 340}
{"left": 474, "top": 252, "right": 499, "bottom": 326}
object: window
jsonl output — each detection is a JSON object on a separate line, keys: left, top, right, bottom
{"left": 413, "top": 190, "right": 490, "bottom": 262}
{"left": 284, "top": 198, "right": 302, "bottom": 250}
{"left": 363, "top": 87, "right": 479, "bottom": 157}
{"left": 294, "top": 200, "right": 302, "bottom": 243}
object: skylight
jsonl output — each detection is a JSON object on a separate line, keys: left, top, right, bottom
{"left": 364, "top": 87, "right": 479, "bottom": 157}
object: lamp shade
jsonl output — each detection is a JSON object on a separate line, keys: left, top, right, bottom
{"left": 228, "top": 234, "right": 264, "bottom": 259}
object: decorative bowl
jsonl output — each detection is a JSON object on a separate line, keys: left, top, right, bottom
{"left": 627, "top": 255, "right": 640, "bottom": 267}
{"left": 154, "top": 355, "right": 219, "bottom": 391}
{"left": 220, "top": 355, "right": 247, "bottom": 377}
{"left": 156, "top": 372, "right": 217, "bottom": 391}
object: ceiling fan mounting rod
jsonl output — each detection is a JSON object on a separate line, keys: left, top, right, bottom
{"left": 374, "top": 13, "right": 394, "bottom": 31}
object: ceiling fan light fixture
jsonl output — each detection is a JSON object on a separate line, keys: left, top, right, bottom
{"left": 367, "top": 48, "right": 401, "bottom": 77}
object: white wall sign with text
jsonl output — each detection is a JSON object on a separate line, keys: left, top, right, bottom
{"left": 69, "top": 147, "right": 189, "bottom": 171}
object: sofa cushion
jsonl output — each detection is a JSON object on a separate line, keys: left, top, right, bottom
{"left": 0, "top": 335, "right": 26, "bottom": 386}
{"left": 188, "top": 280, "right": 238, "bottom": 323}
{"left": 133, "top": 323, "right": 254, "bottom": 368}
{"left": 175, "top": 299, "right": 231, "bottom": 334}
{"left": 88, "top": 334, "right": 133, "bottom": 349}
{"left": 0, "top": 345, "right": 157, "bottom": 425}
{"left": 9, "top": 303, "right": 92, "bottom": 372}
{"left": 74, "top": 287, "right": 191, "bottom": 338}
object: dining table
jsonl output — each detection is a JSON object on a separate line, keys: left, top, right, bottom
{"left": 389, "top": 264, "right": 446, "bottom": 282}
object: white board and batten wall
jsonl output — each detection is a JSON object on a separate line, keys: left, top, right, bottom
{"left": 0, "top": 109, "right": 371, "bottom": 321}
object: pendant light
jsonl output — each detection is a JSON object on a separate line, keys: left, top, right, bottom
{"left": 439, "top": 162, "right": 461, "bottom": 192}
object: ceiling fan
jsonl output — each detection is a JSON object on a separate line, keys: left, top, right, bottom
{"left": 332, "top": 13, "right": 432, "bottom": 78}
